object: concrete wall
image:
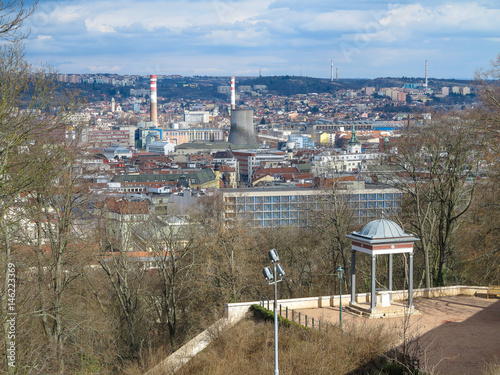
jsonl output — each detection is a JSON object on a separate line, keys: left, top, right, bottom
{"left": 145, "top": 319, "right": 232, "bottom": 375}
{"left": 224, "top": 286, "right": 488, "bottom": 322}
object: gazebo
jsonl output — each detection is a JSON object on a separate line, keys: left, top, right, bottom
{"left": 346, "top": 219, "right": 419, "bottom": 317}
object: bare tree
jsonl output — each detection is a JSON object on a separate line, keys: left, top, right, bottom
{"left": 0, "top": 0, "right": 37, "bottom": 42}
{"left": 454, "top": 55, "right": 500, "bottom": 285}
{"left": 193, "top": 193, "right": 261, "bottom": 305}
{"left": 385, "top": 116, "right": 482, "bottom": 287}
{"left": 312, "top": 179, "right": 357, "bottom": 290}
{"left": 95, "top": 199, "right": 153, "bottom": 360}
{"left": 136, "top": 216, "right": 197, "bottom": 349}
{"left": 0, "top": 43, "right": 77, "bottom": 373}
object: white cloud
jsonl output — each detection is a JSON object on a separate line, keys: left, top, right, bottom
{"left": 88, "top": 65, "right": 121, "bottom": 72}
{"left": 85, "top": 19, "right": 115, "bottom": 33}
{"left": 23, "top": 0, "right": 500, "bottom": 78}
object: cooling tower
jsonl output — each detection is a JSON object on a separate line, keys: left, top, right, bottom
{"left": 228, "top": 109, "right": 257, "bottom": 145}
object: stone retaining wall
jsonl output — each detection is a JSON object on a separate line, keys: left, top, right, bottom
{"left": 224, "top": 285, "right": 488, "bottom": 322}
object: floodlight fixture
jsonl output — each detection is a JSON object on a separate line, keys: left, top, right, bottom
{"left": 276, "top": 263, "right": 285, "bottom": 278}
{"left": 268, "top": 249, "right": 280, "bottom": 263}
{"left": 262, "top": 266, "right": 274, "bottom": 281}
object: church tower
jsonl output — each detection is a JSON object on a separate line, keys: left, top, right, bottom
{"left": 347, "top": 125, "right": 361, "bottom": 154}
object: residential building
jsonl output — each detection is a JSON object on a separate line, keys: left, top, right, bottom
{"left": 184, "top": 111, "right": 210, "bottom": 124}
{"left": 103, "top": 145, "right": 133, "bottom": 160}
{"left": 288, "top": 134, "right": 315, "bottom": 149}
{"left": 84, "top": 127, "right": 135, "bottom": 148}
{"left": 112, "top": 169, "right": 219, "bottom": 189}
{"left": 232, "top": 149, "right": 287, "bottom": 183}
{"left": 146, "top": 141, "right": 176, "bottom": 155}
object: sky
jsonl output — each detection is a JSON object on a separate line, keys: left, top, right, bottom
{"left": 19, "top": 0, "right": 500, "bottom": 78}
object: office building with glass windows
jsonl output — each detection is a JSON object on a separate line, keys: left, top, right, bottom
{"left": 221, "top": 187, "right": 402, "bottom": 228}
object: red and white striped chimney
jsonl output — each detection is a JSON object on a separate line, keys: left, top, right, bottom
{"left": 150, "top": 75, "right": 158, "bottom": 126}
{"left": 230, "top": 76, "right": 236, "bottom": 110}
{"left": 425, "top": 60, "right": 428, "bottom": 89}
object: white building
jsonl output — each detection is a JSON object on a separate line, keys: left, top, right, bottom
{"left": 184, "top": 111, "right": 210, "bottom": 124}
{"left": 312, "top": 126, "right": 378, "bottom": 176}
{"left": 146, "top": 141, "right": 176, "bottom": 155}
{"left": 103, "top": 145, "right": 133, "bottom": 160}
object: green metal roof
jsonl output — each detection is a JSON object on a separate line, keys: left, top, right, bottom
{"left": 112, "top": 169, "right": 216, "bottom": 186}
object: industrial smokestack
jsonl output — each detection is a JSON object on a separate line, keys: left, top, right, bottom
{"left": 425, "top": 60, "right": 428, "bottom": 89}
{"left": 331, "top": 60, "right": 334, "bottom": 82}
{"left": 231, "top": 76, "right": 236, "bottom": 110}
{"left": 336, "top": 67, "right": 339, "bottom": 81}
{"left": 150, "top": 75, "right": 158, "bottom": 126}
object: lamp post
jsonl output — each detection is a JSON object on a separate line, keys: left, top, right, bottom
{"left": 262, "top": 249, "right": 285, "bottom": 375}
{"left": 336, "top": 264, "right": 344, "bottom": 330}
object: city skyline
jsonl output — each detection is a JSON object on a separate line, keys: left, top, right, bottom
{"left": 22, "top": 0, "right": 500, "bottom": 79}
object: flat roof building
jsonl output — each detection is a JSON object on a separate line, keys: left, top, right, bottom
{"left": 221, "top": 186, "right": 402, "bottom": 228}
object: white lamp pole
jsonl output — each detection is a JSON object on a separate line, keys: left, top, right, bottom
{"left": 336, "top": 264, "right": 344, "bottom": 330}
{"left": 262, "top": 249, "right": 285, "bottom": 375}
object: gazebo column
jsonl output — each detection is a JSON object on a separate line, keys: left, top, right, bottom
{"left": 350, "top": 250, "right": 356, "bottom": 305}
{"left": 388, "top": 253, "right": 393, "bottom": 301}
{"left": 370, "top": 254, "right": 376, "bottom": 312}
{"left": 408, "top": 252, "right": 414, "bottom": 308}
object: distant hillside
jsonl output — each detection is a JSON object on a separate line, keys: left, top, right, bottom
{"left": 242, "top": 75, "right": 476, "bottom": 95}
{"left": 241, "top": 75, "right": 343, "bottom": 95}
{"left": 65, "top": 75, "right": 477, "bottom": 103}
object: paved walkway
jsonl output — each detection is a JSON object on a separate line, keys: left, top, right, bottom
{"left": 294, "top": 296, "right": 500, "bottom": 374}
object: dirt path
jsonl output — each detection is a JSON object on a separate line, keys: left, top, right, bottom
{"left": 295, "top": 296, "right": 500, "bottom": 374}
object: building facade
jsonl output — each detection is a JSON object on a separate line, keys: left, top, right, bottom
{"left": 232, "top": 150, "right": 287, "bottom": 183}
{"left": 221, "top": 187, "right": 402, "bottom": 228}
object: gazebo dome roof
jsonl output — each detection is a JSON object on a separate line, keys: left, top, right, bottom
{"left": 357, "top": 219, "right": 407, "bottom": 239}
